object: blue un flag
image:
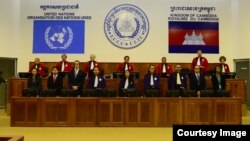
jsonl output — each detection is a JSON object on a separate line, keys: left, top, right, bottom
{"left": 33, "top": 20, "right": 85, "bottom": 54}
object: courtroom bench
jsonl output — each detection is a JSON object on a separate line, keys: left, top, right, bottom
{"left": 11, "top": 97, "right": 242, "bottom": 127}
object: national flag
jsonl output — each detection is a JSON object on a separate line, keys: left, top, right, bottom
{"left": 169, "top": 21, "right": 219, "bottom": 53}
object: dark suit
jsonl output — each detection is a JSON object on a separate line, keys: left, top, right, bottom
{"left": 189, "top": 73, "right": 206, "bottom": 91}
{"left": 47, "top": 75, "right": 63, "bottom": 95}
{"left": 211, "top": 74, "right": 226, "bottom": 90}
{"left": 68, "top": 69, "right": 86, "bottom": 90}
{"left": 25, "top": 75, "right": 42, "bottom": 96}
{"left": 87, "top": 75, "right": 106, "bottom": 89}
{"left": 168, "top": 72, "right": 187, "bottom": 90}
{"left": 144, "top": 73, "right": 160, "bottom": 89}
{"left": 119, "top": 78, "right": 135, "bottom": 90}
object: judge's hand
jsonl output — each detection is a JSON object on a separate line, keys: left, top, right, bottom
{"left": 197, "top": 91, "right": 201, "bottom": 97}
{"left": 72, "top": 86, "right": 78, "bottom": 90}
{"left": 199, "top": 65, "right": 205, "bottom": 69}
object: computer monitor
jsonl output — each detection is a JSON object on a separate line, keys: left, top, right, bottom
{"left": 86, "top": 88, "right": 104, "bottom": 97}
{"left": 22, "top": 88, "right": 40, "bottom": 97}
{"left": 112, "top": 72, "right": 123, "bottom": 79}
{"left": 120, "top": 88, "right": 137, "bottom": 97}
{"left": 61, "top": 89, "right": 80, "bottom": 97}
{"left": 18, "top": 72, "right": 32, "bottom": 78}
{"left": 167, "top": 90, "right": 180, "bottom": 97}
{"left": 42, "top": 89, "right": 58, "bottom": 97}
{"left": 188, "top": 90, "right": 197, "bottom": 97}
{"left": 144, "top": 89, "right": 160, "bottom": 97}
{"left": 130, "top": 72, "right": 140, "bottom": 79}
{"left": 167, "top": 89, "right": 188, "bottom": 97}
{"left": 222, "top": 72, "right": 236, "bottom": 79}
{"left": 58, "top": 71, "right": 69, "bottom": 78}
{"left": 103, "top": 89, "right": 116, "bottom": 97}
{"left": 201, "top": 90, "right": 215, "bottom": 97}
{"left": 215, "top": 90, "right": 231, "bottom": 97}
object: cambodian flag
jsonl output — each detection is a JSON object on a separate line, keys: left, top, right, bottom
{"left": 33, "top": 20, "right": 85, "bottom": 54}
{"left": 169, "top": 21, "right": 219, "bottom": 53}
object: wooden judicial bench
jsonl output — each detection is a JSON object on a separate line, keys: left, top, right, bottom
{"left": 0, "top": 136, "right": 24, "bottom": 141}
{"left": 11, "top": 97, "right": 242, "bottom": 127}
{"left": 8, "top": 62, "right": 245, "bottom": 127}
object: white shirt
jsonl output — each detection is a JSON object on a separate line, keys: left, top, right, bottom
{"left": 162, "top": 64, "right": 166, "bottom": 73}
{"left": 53, "top": 75, "right": 57, "bottom": 79}
{"left": 177, "top": 73, "right": 181, "bottom": 85}
{"left": 90, "top": 61, "right": 94, "bottom": 70}
{"left": 196, "top": 57, "right": 201, "bottom": 66}
{"left": 61, "top": 61, "right": 65, "bottom": 71}
{"left": 94, "top": 76, "right": 98, "bottom": 87}
{"left": 222, "top": 65, "right": 225, "bottom": 73}
{"left": 125, "top": 64, "right": 128, "bottom": 71}
{"left": 150, "top": 74, "right": 154, "bottom": 86}
{"left": 124, "top": 79, "right": 129, "bottom": 89}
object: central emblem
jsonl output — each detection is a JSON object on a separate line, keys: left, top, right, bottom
{"left": 45, "top": 25, "right": 73, "bottom": 50}
{"left": 104, "top": 4, "right": 149, "bottom": 49}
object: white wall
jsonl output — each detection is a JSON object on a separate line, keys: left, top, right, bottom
{"left": 1, "top": 0, "right": 236, "bottom": 72}
{"left": 232, "top": 0, "right": 250, "bottom": 60}
{"left": 0, "top": 0, "right": 20, "bottom": 58}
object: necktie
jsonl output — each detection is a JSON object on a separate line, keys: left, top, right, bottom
{"left": 61, "top": 62, "right": 65, "bottom": 72}
{"left": 162, "top": 64, "right": 166, "bottom": 73}
{"left": 197, "top": 57, "right": 201, "bottom": 66}
{"left": 222, "top": 65, "right": 225, "bottom": 72}
{"left": 177, "top": 73, "right": 181, "bottom": 85}
{"left": 75, "top": 69, "right": 78, "bottom": 77}
{"left": 196, "top": 74, "right": 200, "bottom": 85}
{"left": 90, "top": 61, "right": 94, "bottom": 70}
{"left": 124, "top": 79, "right": 129, "bottom": 89}
{"left": 217, "top": 75, "right": 222, "bottom": 90}
{"left": 94, "top": 76, "right": 98, "bottom": 88}
{"left": 125, "top": 64, "right": 128, "bottom": 71}
{"left": 150, "top": 74, "right": 154, "bottom": 86}
{"left": 53, "top": 75, "right": 56, "bottom": 83}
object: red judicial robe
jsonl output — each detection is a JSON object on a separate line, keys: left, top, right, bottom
{"left": 117, "top": 63, "right": 134, "bottom": 72}
{"left": 156, "top": 63, "right": 173, "bottom": 76}
{"left": 56, "top": 61, "right": 73, "bottom": 72}
{"left": 29, "top": 63, "right": 45, "bottom": 77}
{"left": 218, "top": 63, "right": 230, "bottom": 73}
{"left": 191, "top": 57, "right": 209, "bottom": 74}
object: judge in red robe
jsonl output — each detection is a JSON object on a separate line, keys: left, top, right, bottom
{"left": 117, "top": 56, "right": 134, "bottom": 72}
{"left": 156, "top": 57, "right": 173, "bottom": 78}
{"left": 191, "top": 50, "right": 209, "bottom": 75}
{"left": 56, "top": 54, "right": 73, "bottom": 72}
{"left": 29, "top": 58, "right": 45, "bottom": 77}
{"left": 218, "top": 56, "right": 230, "bottom": 73}
{"left": 84, "top": 54, "right": 99, "bottom": 78}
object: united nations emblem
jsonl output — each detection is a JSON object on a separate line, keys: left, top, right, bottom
{"left": 44, "top": 25, "right": 73, "bottom": 50}
{"left": 104, "top": 4, "right": 149, "bottom": 49}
